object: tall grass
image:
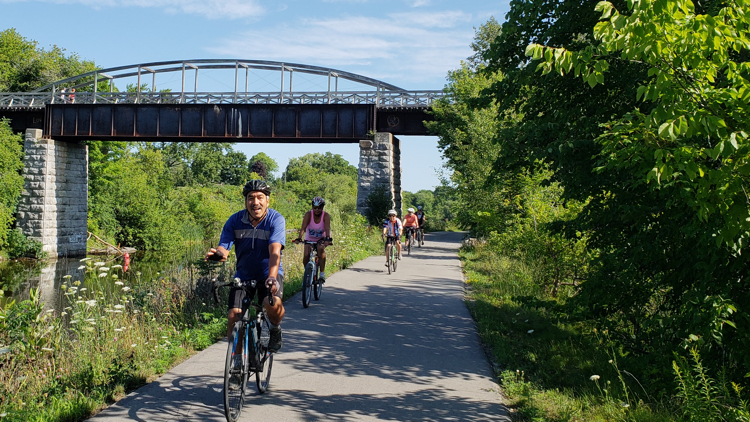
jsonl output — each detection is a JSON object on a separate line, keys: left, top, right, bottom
{"left": 460, "top": 241, "right": 718, "bottom": 422}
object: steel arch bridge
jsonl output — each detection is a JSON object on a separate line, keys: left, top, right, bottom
{"left": 0, "top": 59, "right": 444, "bottom": 141}
{"left": 0, "top": 59, "right": 444, "bottom": 108}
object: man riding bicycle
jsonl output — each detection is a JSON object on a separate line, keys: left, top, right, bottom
{"left": 403, "top": 208, "right": 419, "bottom": 249}
{"left": 205, "top": 180, "right": 286, "bottom": 353}
{"left": 294, "top": 196, "right": 332, "bottom": 282}
{"left": 382, "top": 209, "right": 403, "bottom": 264}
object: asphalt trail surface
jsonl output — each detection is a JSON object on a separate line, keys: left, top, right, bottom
{"left": 88, "top": 231, "right": 510, "bottom": 421}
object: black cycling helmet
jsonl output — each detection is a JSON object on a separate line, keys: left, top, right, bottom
{"left": 242, "top": 180, "right": 271, "bottom": 197}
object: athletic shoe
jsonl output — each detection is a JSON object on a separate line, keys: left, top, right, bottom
{"left": 268, "top": 327, "right": 282, "bottom": 353}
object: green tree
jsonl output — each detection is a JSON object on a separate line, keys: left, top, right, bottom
{"left": 284, "top": 152, "right": 357, "bottom": 182}
{"left": 527, "top": 0, "right": 750, "bottom": 371}
{"left": 0, "top": 28, "right": 97, "bottom": 92}
{"left": 248, "top": 152, "right": 279, "bottom": 181}
{"left": 220, "top": 150, "right": 249, "bottom": 185}
{"left": 190, "top": 143, "right": 232, "bottom": 185}
{"left": 0, "top": 119, "right": 24, "bottom": 248}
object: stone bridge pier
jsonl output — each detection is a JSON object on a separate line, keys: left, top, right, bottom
{"left": 356, "top": 132, "right": 402, "bottom": 217}
{"left": 16, "top": 129, "right": 88, "bottom": 257}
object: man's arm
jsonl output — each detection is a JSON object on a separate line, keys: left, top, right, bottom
{"left": 268, "top": 242, "right": 282, "bottom": 279}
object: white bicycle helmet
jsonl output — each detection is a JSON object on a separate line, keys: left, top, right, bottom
{"left": 387, "top": 209, "right": 397, "bottom": 216}
{"left": 407, "top": 208, "right": 415, "bottom": 213}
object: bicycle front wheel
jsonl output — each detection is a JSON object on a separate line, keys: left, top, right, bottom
{"left": 255, "top": 316, "right": 274, "bottom": 393}
{"left": 313, "top": 271, "right": 322, "bottom": 301}
{"left": 224, "top": 322, "right": 247, "bottom": 422}
{"left": 391, "top": 245, "right": 398, "bottom": 272}
{"left": 302, "top": 262, "right": 314, "bottom": 308}
{"left": 386, "top": 243, "right": 392, "bottom": 275}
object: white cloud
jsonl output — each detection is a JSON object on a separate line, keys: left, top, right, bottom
{"left": 0, "top": 0, "right": 265, "bottom": 19}
{"left": 208, "top": 13, "right": 473, "bottom": 88}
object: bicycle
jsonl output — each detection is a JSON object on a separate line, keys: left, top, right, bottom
{"left": 405, "top": 228, "right": 416, "bottom": 256}
{"left": 384, "top": 235, "right": 399, "bottom": 274}
{"left": 294, "top": 238, "right": 331, "bottom": 308}
{"left": 213, "top": 278, "right": 275, "bottom": 422}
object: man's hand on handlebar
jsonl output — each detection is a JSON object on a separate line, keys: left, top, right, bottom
{"left": 205, "top": 248, "right": 226, "bottom": 262}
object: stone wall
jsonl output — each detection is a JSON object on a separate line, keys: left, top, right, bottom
{"left": 356, "top": 132, "right": 403, "bottom": 217}
{"left": 16, "top": 129, "right": 88, "bottom": 257}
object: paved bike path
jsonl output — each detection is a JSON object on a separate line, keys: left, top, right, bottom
{"left": 88, "top": 231, "right": 511, "bottom": 421}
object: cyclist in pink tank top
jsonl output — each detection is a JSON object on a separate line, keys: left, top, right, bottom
{"left": 295, "top": 197, "right": 332, "bottom": 281}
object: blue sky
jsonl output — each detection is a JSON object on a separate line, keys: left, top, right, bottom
{"left": 1, "top": 0, "right": 510, "bottom": 192}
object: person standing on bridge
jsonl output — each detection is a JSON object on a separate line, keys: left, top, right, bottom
{"left": 294, "top": 196, "right": 332, "bottom": 282}
{"left": 205, "top": 180, "right": 286, "bottom": 353}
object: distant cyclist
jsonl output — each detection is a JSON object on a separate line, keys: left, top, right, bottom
{"left": 415, "top": 206, "right": 426, "bottom": 244}
{"left": 294, "top": 196, "right": 332, "bottom": 282}
{"left": 205, "top": 180, "right": 286, "bottom": 353}
{"left": 382, "top": 209, "right": 403, "bottom": 264}
{"left": 403, "top": 208, "right": 419, "bottom": 250}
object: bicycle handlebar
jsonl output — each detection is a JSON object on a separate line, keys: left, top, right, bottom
{"left": 212, "top": 278, "right": 276, "bottom": 307}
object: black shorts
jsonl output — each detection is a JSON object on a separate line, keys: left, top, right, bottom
{"left": 404, "top": 227, "right": 417, "bottom": 236}
{"left": 228, "top": 274, "right": 284, "bottom": 311}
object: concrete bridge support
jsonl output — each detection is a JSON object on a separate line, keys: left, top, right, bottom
{"left": 356, "top": 132, "right": 402, "bottom": 217}
{"left": 16, "top": 129, "right": 88, "bottom": 257}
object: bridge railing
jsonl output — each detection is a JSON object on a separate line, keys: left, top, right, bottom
{"left": 0, "top": 90, "right": 446, "bottom": 108}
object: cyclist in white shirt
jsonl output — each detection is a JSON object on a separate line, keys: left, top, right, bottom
{"left": 382, "top": 209, "right": 403, "bottom": 264}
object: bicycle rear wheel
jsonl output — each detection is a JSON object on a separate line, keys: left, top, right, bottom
{"left": 224, "top": 322, "right": 247, "bottom": 422}
{"left": 416, "top": 230, "right": 422, "bottom": 247}
{"left": 255, "top": 316, "right": 274, "bottom": 393}
{"left": 302, "top": 262, "right": 314, "bottom": 308}
{"left": 407, "top": 233, "right": 412, "bottom": 255}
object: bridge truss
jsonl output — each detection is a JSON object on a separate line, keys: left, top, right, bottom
{"left": 0, "top": 59, "right": 444, "bottom": 108}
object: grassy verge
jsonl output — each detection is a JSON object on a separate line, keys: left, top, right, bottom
{"left": 460, "top": 243, "right": 677, "bottom": 422}
{"left": 0, "top": 213, "right": 382, "bottom": 421}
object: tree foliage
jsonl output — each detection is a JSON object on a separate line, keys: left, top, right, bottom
{"left": 432, "top": 0, "right": 750, "bottom": 395}
{"left": 0, "top": 120, "right": 24, "bottom": 248}
{"left": 0, "top": 28, "right": 97, "bottom": 92}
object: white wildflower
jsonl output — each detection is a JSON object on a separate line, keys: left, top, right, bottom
{"left": 94, "top": 262, "right": 105, "bottom": 267}
{"left": 111, "top": 264, "right": 122, "bottom": 269}
{"left": 113, "top": 304, "right": 125, "bottom": 309}
{"left": 62, "top": 275, "right": 72, "bottom": 279}
{"left": 77, "top": 265, "right": 86, "bottom": 270}
{"left": 590, "top": 375, "right": 600, "bottom": 381}
{"left": 85, "top": 300, "right": 97, "bottom": 307}
{"left": 98, "top": 273, "right": 107, "bottom": 278}
{"left": 122, "top": 287, "right": 131, "bottom": 292}
{"left": 99, "top": 267, "right": 110, "bottom": 272}
{"left": 79, "top": 257, "right": 92, "bottom": 262}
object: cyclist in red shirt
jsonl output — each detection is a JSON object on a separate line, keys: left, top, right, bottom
{"left": 403, "top": 208, "right": 419, "bottom": 250}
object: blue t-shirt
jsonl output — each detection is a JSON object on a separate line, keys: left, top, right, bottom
{"left": 218, "top": 208, "right": 286, "bottom": 281}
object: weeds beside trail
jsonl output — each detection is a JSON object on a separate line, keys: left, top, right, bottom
{"left": 0, "top": 213, "right": 382, "bottom": 421}
{"left": 460, "top": 241, "right": 750, "bottom": 422}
